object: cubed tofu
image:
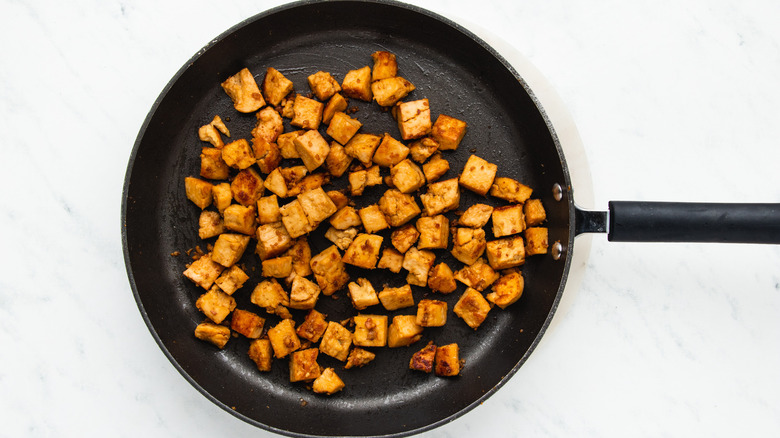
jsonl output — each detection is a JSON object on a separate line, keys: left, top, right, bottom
{"left": 326, "top": 111, "right": 362, "bottom": 145}
{"left": 291, "top": 95, "right": 324, "bottom": 130}
{"left": 371, "top": 50, "right": 397, "bottom": 81}
{"left": 454, "top": 258, "right": 499, "bottom": 291}
{"left": 422, "top": 153, "right": 450, "bottom": 183}
{"left": 358, "top": 204, "right": 390, "bottom": 233}
{"left": 327, "top": 190, "right": 349, "bottom": 210}
{"left": 198, "top": 122, "right": 225, "bottom": 148}
{"left": 409, "top": 137, "right": 439, "bottom": 163}
{"left": 345, "top": 347, "right": 376, "bottom": 369}
{"left": 294, "top": 129, "right": 330, "bottom": 172}
{"left": 342, "top": 234, "right": 383, "bottom": 269}
{"left": 378, "top": 189, "right": 421, "bottom": 227}
{"left": 264, "top": 167, "right": 289, "bottom": 198}
{"left": 231, "top": 167, "right": 265, "bottom": 207}
{"left": 183, "top": 253, "right": 225, "bottom": 289}
{"left": 492, "top": 204, "right": 526, "bottom": 237}
{"left": 344, "top": 133, "right": 382, "bottom": 166}
{"left": 221, "top": 138, "right": 256, "bottom": 170}
{"left": 261, "top": 256, "right": 293, "bottom": 278}
{"left": 402, "top": 247, "right": 436, "bottom": 287}
{"left": 276, "top": 166, "right": 310, "bottom": 197}
{"left": 289, "top": 275, "right": 321, "bottom": 310}
{"left": 353, "top": 315, "right": 388, "bottom": 347}
{"left": 214, "top": 265, "right": 249, "bottom": 295}
{"left": 390, "top": 159, "right": 426, "bottom": 194}
{"left": 454, "top": 288, "right": 492, "bottom": 330}
{"left": 396, "top": 99, "right": 431, "bottom": 140}
{"left": 458, "top": 203, "right": 493, "bottom": 228}
{"left": 255, "top": 222, "right": 294, "bottom": 260}
{"left": 248, "top": 339, "right": 273, "bottom": 371}
{"left": 252, "top": 106, "right": 284, "bottom": 143}
{"left": 485, "top": 235, "right": 526, "bottom": 270}
{"left": 377, "top": 247, "right": 404, "bottom": 273}
{"left": 250, "top": 278, "right": 290, "bottom": 314}
{"left": 194, "top": 322, "right": 231, "bottom": 349}
{"left": 230, "top": 309, "right": 265, "bottom": 339}
{"left": 409, "top": 341, "right": 436, "bottom": 373}
{"left": 347, "top": 278, "right": 380, "bottom": 310}
{"left": 490, "top": 177, "right": 533, "bottom": 203}
{"left": 297, "top": 186, "right": 338, "bottom": 229}
{"left": 347, "top": 165, "right": 382, "bottom": 196}
{"left": 280, "top": 94, "right": 295, "bottom": 119}
{"left": 267, "top": 319, "right": 301, "bottom": 359}
{"left": 287, "top": 172, "right": 330, "bottom": 198}
{"left": 324, "top": 226, "right": 358, "bottom": 251}
{"left": 257, "top": 195, "right": 281, "bottom": 224}
{"left": 387, "top": 315, "right": 424, "bottom": 348}
{"left": 196, "top": 286, "right": 236, "bottom": 324}
{"left": 277, "top": 130, "right": 304, "bottom": 159}
{"left": 323, "top": 93, "right": 348, "bottom": 124}
{"left": 221, "top": 67, "right": 265, "bottom": 113}
{"left": 310, "top": 245, "right": 350, "bottom": 296}
{"left": 283, "top": 238, "right": 313, "bottom": 277}
{"left": 373, "top": 133, "right": 410, "bottom": 167}
{"left": 525, "top": 227, "right": 549, "bottom": 256}
{"left": 416, "top": 299, "right": 447, "bottom": 327}
{"left": 312, "top": 368, "right": 345, "bottom": 395}
{"left": 378, "top": 284, "right": 415, "bottom": 311}
{"left": 185, "top": 177, "right": 213, "bottom": 209}
{"left": 329, "top": 206, "right": 362, "bottom": 230}
{"left": 198, "top": 210, "right": 224, "bottom": 239}
{"left": 341, "top": 66, "right": 372, "bottom": 101}
{"left": 524, "top": 199, "right": 547, "bottom": 227}
{"left": 451, "top": 227, "right": 487, "bottom": 266}
{"left": 431, "top": 114, "right": 467, "bottom": 151}
{"left": 435, "top": 343, "right": 460, "bottom": 376}
{"left": 212, "top": 182, "right": 232, "bottom": 213}
{"left": 308, "top": 71, "right": 342, "bottom": 101}
{"left": 420, "top": 178, "right": 460, "bottom": 216}
{"left": 319, "top": 321, "right": 353, "bottom": 361}
{"left": 223, "top": 204, "right": 257, "bottom": 235}
{"left": 289, "top": 348, "right": 321, "bottom": 382}
{"left": 427, "top": 262, "right": 457, "bottom": 294}
{"left": 200, "top": 147, "right": 230, "bottom": 180}
{"left": 263, "top": 67, "right": 294, "bottom": 106}
{"left": 486, "top": 270, "right": 524, "bottom": 309}
{"left": 416, "top": 215, "right": 449, "bottom": 250}
{"left": 211, "top": 233, "right": 251, "bottom": 267}
{"left": 325, "top": 141, "right": 354, "bottom": 178}
{"left": 390, "top": 224, "right": 420, "bottom": 253}
{"left": 372, "top": 76, "right": 415, "bottom": 107}
{"left": 279, "top": 199, "right": 313, "bottom": 239}
{"left": 252, "top": 137, "right": 281, "bottom": 174}
{"left": 296, "top": 309, "right": 329, "bottom": 343}
{"left": 459, "top": 154, "right": 497, "bottom": 196}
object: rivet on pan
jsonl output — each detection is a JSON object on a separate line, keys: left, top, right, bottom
{"left": 552, "top": 242, "right": 564, "bottom": 260}
{"left": 552, "top": 183, "right": 563, "bottom": 201}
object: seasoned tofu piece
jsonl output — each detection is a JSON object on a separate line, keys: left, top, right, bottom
{"left": 267, "top": 319, "right": 301, "bottom": 359}
{"left": 459, "top": 154, "right": 497, "bottom": 196}
{"left": 252, "top": 137, "right": 281, "bottom": 174}
{"left": 277, "top": 130, "right": 304, "bottom": 159}
{"left": 325, "top": 141, "right": 354, "bottom": 178}
{"left": 390, "top": 159, "right": 425, "bottom": 194}
{"left": 378, "top": 189, "right": 421, "bottom": 227}
{"left": 409, "top": 341, "right": 436, "bottom": 373}
{"left": 416, "top": 215, "right": 449, "bottom": 250}
{"left": 290, "top": 95, "right": 324, "bottom": 130}
{"left": 342, "top": 234, "right": 383, "bottom": 269}
{"left": 221, "top": 67, "right": 265, "bottom": 113}
{"left": 341, "top": 66, "right": 373, "bottom": 101}
{"left": 196, "top": 286, "right": 236, "bottom": 324}
{"left": 211, "top": 233, "right": 251, "bottom": 267}
{"left": 486, "top": 270, "right": 524, "bottom": 309}
{"left": 454, "top": 288, "right": 492, "bottom": 330}
{"left": 344, "top": 133, "right": 382, "bottom": 166}
{"left": 347, "top": 278, "right": 380, "bottom": 310}
{"left": 263, "top": 67, "right": 294, "bottom": 106}
{"left": 454, "top": 258, "right": 499, "bottom": 292}
{"left": 458, "top": 203, "right": 493, "bottom": 228}
{"left": 212, "top": 182, "right": 232, "bottom": 213}
{"left": 263, "top": 167, "right": 289, "bottom": 198}
{"left": 485, "top": 235, "right": 525, "bottom": 270}
{"left": 450, "top": 227, "right": 487, "bottom": 266}
{"left": 402, "top": 247, "right": 436, "bottom": 287}
{"left": 185, "top": 177, "right": 213, "bottom": 209}
{"left": 294, "top": 129, "right": 330, "bottom": 172}
{"left": 289, "top": 275, "right": 320, "bottom": 310}
{"left": 387, "top": 315, "right": 424, "bottom": 348}
{"left": 396, "top": 99, "right": 431, "bottom": 140}
{"left": 524, "top": 199, "right": 547, "bottom": 227}
{"left": 252, "top": 106, "right": 284, "bottom": 143}
{"left": 326, "top": 111, "right": 362, "bottom": 145}
{"left": 194, "top": 322, "right": 231, "bottom": 349}
{"left": 348, "top": 165, "right": 382, "bottom": 196}
{"left": 390, "top": 223, "right": 420, "bottom": 253}
{"left": 345, "top": 347, "right": 376, "bottom": 369}
{"left": 255, "top": 222, "right": 294, "bottom": 260}
{"left": 248, "top": 339, "right": 273, "bottom": 371}
{"left": 214, "top": 265, "right": 249, "bottom": 295}
{"left": 200, "top": 147, "right": 229, "bottom": 180}
{"left": 319, "top": 321, "right": 353, "bottom": 361}
{"left": 372, "top": 76, "right": 415, "bottom": 107}
{"left": 250, "top": 278, "right": 290, "bottom": 315}
{"left": 296, "top": 309, "right": 329, "bottom": 343}
{"left": 525, "top": 227, "right": 549, "bottom": 256}
{"left": 435, "top": 343, "right": 460, "bottom": 376}
{"left": 329, "top": 206, "right": 362, "bottom": 230}
{"left": 416, "top": 299, "right": 447, "bottom": 327}
{"left": 327, "top": 190, "right": 349, "bottom": 210}
{"left": 231, "top": 167, "right": 265, "bottom": 207}
{"left": 310, "top": 245, "right": 350, "bottom": 296}
{"left": 230, "top": 309, "right": 265, "bottom": 339}
{"left": 431, "top": 114, "right": 467, "bottom": 151}
{"left": 183, "top": 253, "right": 225, "bottom": 290}
{"left": 324, "top": 226, "right": 358, "bottom": 251}
{"left": 223, "top": 204, "right": 256, "bottom": 235}
{"left": 283, "top": 238, "right": 312, "bottom": 277}
{"left": 358, "top": 204, "right": 390, "bottom": 233}
{"left": 273, "top": 166, "right": 310, "bottom": 198}
{"left": 377, "top": 247, "right": 403, "bottom": 273}
{"left": 371, "top": 50, "right": 397, "bottom": 81}
{"left": 308, "top": 71, "right": 342, "bottom": 101}
{"left": 198, "top": 118, "right": 226, "bottom": 148}
{"left": 287, "top": 172, "right": 330, "bottom": 197}
{"left": 290, "top": 348, "right": 321, "bottom": 382}
{"left": 279, "top": 199, "right": 313, "bottom": 239}
{"left": 198, "top": 210, "right": 224, "bottom": 239}
{"left": 353, "top": 315, "right": 388, "bottom": 347}
{"left": 489, "top": 177, "right": 533, "bottom": 203}
{"left": 298, "top": 187, "right": 338, "bottom": 228}
{"left": 257, "top": 195, "right": 281, "bottom": 224}
{"left": 378, "top": 284, "right": 415, "bottom": 311}
{"left": 280, "top": 94, "right": 296, "bottom": 119}
{"left": 261, "top": 256, "right": 293, "bottom": 278}
{"left": 427, "top": 262, "right": 457, "bottom": 294}
{"left": 422, "top": 153, "right": 450, "bottom": 182}
{"left": 323, "top": 93, "right": 348, "bottom": 124}
{"left": 409, "top": 137, "right": 439, "bottom": 163}
{"left": 420, "top": 178, "right": 460, "bottom": 216}
{"left": 492, "top": 204, "right": 526, "bottom": 238}
{"left": 312, "top": 368, "right": 345, "bottom": 395}
{"left": 373, "top": 133, "right": 410, "bottom": 167}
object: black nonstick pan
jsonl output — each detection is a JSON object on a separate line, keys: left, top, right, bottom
{"left": 121, "top": 1, "right": 780, "bottom": 437}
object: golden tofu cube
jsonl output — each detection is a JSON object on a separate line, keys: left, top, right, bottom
{"left": 454, "top": 258, "right": 499, "bottom": 291}
{"left": 183, "top": 253, "right": 224, "bottom": 289}
{"left": 283, "top": 238, "right": 313, "bottom": 277}
{"left": 417, "top": 215, "right": 449, "bottom": 250}
{"left": 268, "top": 319, "right": 301, "bottom": 358}
{"left": 347, "top": 164, "right": 382, "bottom": 196}
{"left": 378, "top": 284, "right": 415, "bottom": 311}
{"left": 427, "top": 262, "right": 457, "bottom": 294}
{"left": 451, "top": 227, "right": 487, "bottom": 266}
{"left": 212, "top": 182, "right": 232, "bottom": 213}
{"left": 214, "top": 265, "right": 249, "bottom": 295}
{"left": 198, "top": 210, "right": 224, "bottom": 239}
{"left": 255, "top": 222, "right": 294, "bottom": 260}
{"left": 345, "top": 133, "right": 382, "bottom": 166}
{"left": 342, "top": 233, "right": 383, "bottom": 269}
{"left": 257, "top": 195, "right": 281, "bottom": 224}
{"left": 296, "top": 309, "right": 328, "bottom": 343}
{"left": 347, "top": 278, "right": 380, "bottom": 310}
{"left": 391, "top": 224, "right": 420, "bottom": 253}
{"left": 345, "top": 347, "right": 376, "bottom": 369}
{"left": 287, "top": 172, "right": 330, "bottom": 198}
{"left": 289, "top": 348, "right": 321, "bottom": 382}
{"left": 196, "top": 286, "right": 236, "bottom": 324}
{"left": 373, "top": 133, "right": 410, "bottom": 167}
{"left": 319, "top": 321, "right": 353, "bottom": 361}
{"left": 294, "top": 129, "right": 330, "bottom": 172}
{"left": 390, "top": 159, "right": 426, "bottom": 194}
{"left": 358, "top": 204, "right": 390, "bottom": 233}
{"left": 231, "top": 167, "right": 265, "bottom": 207}
{"left": 230, "top": 308, "right": 265, "bottom": 339}
{"left": 422, "top": 153, "right": 450, "bottom": 182}
{"left": 221, "top": 139, "right": 255, "bottom": 170}
{"left": 454, "top": 288, "right": 491, "bottom": 330}
{"left": 459, "top": 203, "right": 493, "bottom": 228}
{"left": 416, "top": 299, "right": 447, "bottom": 327}
{"left": 264, "top": 167, "right": 289, "bottom": 198}
{"left": 492, "top": 204, "right": 526, "bottom": 238}
{"left": 280, "top": 166, "right": 311, "bottom": 197}
{"left": 372, "top": 76, "right": 415, "bottom": 107}
{"left": 459, "top": 154, "right": 497, "bottom": 196}
{"left": 252, "top": 137, "right": 281, "bottom": 174}
{"left": 409, "top": 341, "right": 436, "bottom": 373}
{"left": 325, "top": 141, "right": 354, "bottom": 178}
{"left": 263, "top": 67, "right": 294, "bottom": 106}
{"left": 486, "top": 235, "right": 526, "bottom": 270}
{"left": 402, "top": 247, "right": 436, "bottom": 287}
{"left": 198, "top": 123, "right": 225, "bottom": 149}
{"left": 261, "top": 256, "right": 293, "bottom": 278}
{"left": 387, "top": 315, "right": 424, "bottom": 348}
{"left": 486, "top": 270, "right": 524, "bottom": 309}
{"left": 194, "top": 322, "right": 231, "bottom": 349}
{"left": 279, "top": 199, "right": 313, "bottom": 239}
{"left": 525, "top": 227, "right": 549, "bottom": 256}
{"left": 329, "top": 206, "right": 363, "bottom": 230}
{"left": 211, "top": 233, "right": 250, "bottom": 267}
{"left": 313, "top": 368, "right": 345, "bottom": 395}
{"left": 524, "top": 199, "right": 547, "bottom": 226}
{"left": 307, "top": 70, "right": 342, "bottom": 101}
{"left": 431, "top": 114, "right": 467, "bottom": 151}
{"left": 223, "top": 204, "right": 256, "bottom": 235}
{"left": 250, "top": 278, "right": 290, "bottom": 314}
{"left": 435, "top": 343, "right": 460, "bottom": 376}
{"left": 290, "top": 95, "right": 324, "bottom": 130}
{"left": 341, "top": 65, "right": 372, "bottom": 101}
{"left": 325, "top": 226, "right": 358, "bottom": 251}
{"left": 310, "top": 245, "right": 350, "bottom": 295}
{"left": 289, "top": 275, "right": 320, "bottom": 310}
{"left": 221, "top": 67, "right": 265, "bottom": 113}
{"left": 353, "top": 314, "right": 388, "bottom": 347}
{"left": 420, "top": 178, "right": 460, "bottom": 216}
{"left": 490, "top": 177, "right": 533, "bottom": 203}
{"left": 298, "top": 187, "right": 338, "bottom": 228}
{"left": 252, "top": 106, "right": 284, "bottom": 143}
{"left": 371, "top": 50, "right": 397, "bottom": 81}
{"left": 326, "top": 111, "right": 362, "bottom": 145}
{"left": 200, "top": 147, "right": 229, "bottom": 180}
{"left": 378, "top": 188, "right": 421, "bottom": 227}
{"left": 280, "top": 94, "right": 295, "bottom": 118}
{"left": 248, "top": 339, "right": 273, "bottom": 371}
{"left": 277, "top": 130, "right": 304, "bottom": 159}
{"left": 326, "top": 190, "right": 349, "bottom": 210}
{"left": 396, "top": 99, "right": 431, "bottom": 140}
{"left": 185, "top": 177, "right": 213, "bottom": 209}
{"left": 409, "top": 137, "right": 439, "bottom": 163}
{"left": 323, "top": 93, "right": 348, "bottom": 124}
{"left": 377, "top": 247, "right": 404, "bottom": 273}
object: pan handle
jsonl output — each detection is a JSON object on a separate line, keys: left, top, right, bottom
{"left": 576, "top": 201, "right": 780, "bottom": 243}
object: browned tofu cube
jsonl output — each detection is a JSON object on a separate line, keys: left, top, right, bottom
{"left": 345, "top": 347, "right": 376, "bottom": 369}
{"left": 275, "top": 166, "right": 311, "bottom": 198}
{"left": 454, "top": 288, "right": 491, "bottom": 330}
{"left": 326, "top": 111, "right": 362, "bottom": 145}
{"left": 221, "top": 67, "right": 265, "bottom": 113}
{"left": 200, "top": 147, "right": 229, "bottom": 180}
{"left": 459, "top": 154, "right": 497, "bottom": 196}
{"left": 212, "top": 182, "right": 232, "bottom": 213}
{"left": 263, "top": 67, "right": 294, "bottom": 106}
{"left": 298, "top": 187, "right": 338, "bottom": 228}
{"left": 409, "top": 341, "right": 436, "bottom": 373}
{"left": 329, "top": 206, "right": 362, "bottom": 230}
{"left": 348, "top": 278, "right": 380, "bottom": 310}
{"left": 294, "top": 129, "right": 330, "bottom": 172}
{"left": 358, "top": 204, "right": 390, "bottom": 233}
{"left": 261, "top": 256, "right": 293, "bottom": 278}
{"left": 214, "top": 265, "right": 249, "bottom": 295}
{"left": 194, "top": 322, "right": 231, "bottom": 349}
{"left": 342, "top": 234, "right": 383, "bottom": 269}
{"left": 185, "top": 177, "right": 213, "bottom": 209}
{"left": 378, "top": 189, "right": 421, "bottom": 227}
{"left": 277, "top": 130, "right": 304, "bottom": 159}
{"left": 492, "top": 204, "right": 526, "bottom": 238}
{"left": 223, "top": 204, "right": 256, "bottom": 235}
{"left": 341, "top": 66, "right": 372, "bottom": 101}
{"left": 345, "top": 133, "right": 382, "bottom": 166}
{"left": 279, "top": 199, "right": 312, "bottom": 238}
{"left": 353, "top": 314, "right": 388, "bottom": 347}
{"left": 319, "top": 321, "right": 353, "bottom": 361}
{"left": 524, "top": 199, "right": 547, "bottom": 227}
{"left": 324, "top": 226, "right": 358, "bottom": 251}
{"left": 211, "top": 233, "right": 251, "bottom": 267}
{"left": 373, "top": 133, "right": 410, "bottom": 167}
{"left": 283, "top": 238, "right": 312, "bottom": 277}
{"left": 257, "top": 195, "right": 281, "bottom": 224}
{"left": 231, "top": 168, "right": 265, "bottom": 207}
{"left": 431, "top": 114, "right": 467, "bottom": 151}
{"left": 325, "top": 141, "right": 354, "bottom": 178}
{"left": 296, "top": 309, "right": 328, "bottom": 343}
{"left": 391, "top": 224, "right": 420, "bottom": 253}
{"left": 312, "top": 368, "right": 345, "bottom": 395}
{"left": 183, "top": 253, "right": 225, "bottom": 289}
{"left": 252, "top": 106, "right": 284, "bottom": 143}
{"left": 289, "top": 275, "right": 321, "bottom": 310}
{"left": 198, "top": 210, "right": 224, "bottom": 239}
{"left": 230, "top": 308, "right": 265, "bottom": 339}
{"left": 326, "top": 190, "right": 349, "bottom": 210}
{"left": 427, "top": 262, "right": 457, "bottom": 294}
{"left": 198, "top": 117, "right": 227, "bottom": 148}
{"left": 378, "top": 284, "right": 415, "bottom": 311}
{"left": 323, "top": 93, "right": 348, "bottom": 124}
{"left": 490, "top": 177, "right": 533, "bottom": 203}
{"left": 290, "top": 348, "right": 321, "bottom": 382}
{"left": 308, "top": 71, "right": 342, "bottom": 101}
{"left": 451, "top": 227, "right": 487, "bottom": 266}
{"left": 525, "top": 227, "right": 549, "bottom": 256}
{"left": 458, "top": 203, "right": 493, "bottom": 228}
{"left": 417, "top": 215, "right": 449, "bottom": 250}
{"left": 372, "top": 76, "right": 415, "bottom": 107}
{"left": 280, "top": 94, "right": 296, "bottom": 118}
{"left": 416, "top": 299, "right": 447, "bottom": 327}
{"left": 291, "top": 95, "right": 324, "bottom": 130}
{"left": 248, "top": 338, "right": 273, "bottom": 371}
{"left": 347, "top": 165, "right": 382, "bottom": 196}
{"left": 390, "top": 159, "right": 426, "bottom": 194}
{"left": 310, "top": 245, "right": 350, "bottom": 296}
{"left": 435, "top": 343, "right": 460, "bottom": 376}
{"left": 371, "top": 50, "right": 397, "bottom": 81}
{"left": 377, "top": 247, "right": 404, "bottom": 273}
{"left": 486, "top": 235, "right": 526, "bottom": 270}
{"left": 267, "top": 319, "right": 301, "bottom": 358}
{"left": 255, "top": 222, "right": 294, "bottom": 260}
{"left": 486, "top": 270, "right": 524, "bottom": 309}
{"left": 420, "top": 178, "right": 460, "bottom": 216}
{"left": 396, "top": 99, "right": 431, "bottom": 140}
{"left": 287, "top": 172, "right": 330, "bottom": 197}
{"left": 252, "top": 137, "right": 281, "bottom": 174}
{"left": 250, "top": 278, "right": 290, "bottom": 315}
{"left": 454, "top": 258, "right": 499, "bottom": 292}
{"left": 196, "top": 286, "right": 236, "bottom": 324}
{"left": 402, "top": 247, "right": 436, "bottom": 287}
{"left": 422, "top": 153, "right": 450, "bottom": 182}
{"left": 221, "top": 138, "right": 255, "bottom": 170}
{"left": 264, "top": 167, "right": 289, "bottom": 198}
{"left": 409, "top": 137, "right": 439, "bottom": 163}
{"left": 387, "top": 315, "right": 424, "bottom": 348}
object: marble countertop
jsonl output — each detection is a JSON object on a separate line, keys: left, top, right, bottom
{"left": 3, "top": 0, "right": 779, "bottom": 436}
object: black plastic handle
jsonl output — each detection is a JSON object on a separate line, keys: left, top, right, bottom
{"left": 606, "top": 201, "right": 780, "bottom": 243}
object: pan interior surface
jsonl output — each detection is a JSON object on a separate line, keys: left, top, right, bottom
{"left": 122, "top": 1, "right": 573, "bottom": 436}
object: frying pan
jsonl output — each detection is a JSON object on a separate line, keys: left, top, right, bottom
{"left": 121, "top": 1, "right": 780, "bottom": 436}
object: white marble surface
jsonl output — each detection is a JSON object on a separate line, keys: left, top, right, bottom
{"left": 3, "top": 0, "right": 780, "bottom": 436}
